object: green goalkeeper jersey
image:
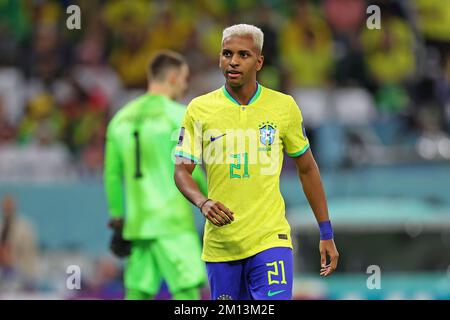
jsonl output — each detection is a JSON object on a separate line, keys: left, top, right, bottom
{"left": 104, "top": 94, "right": 207, "bottom": 240}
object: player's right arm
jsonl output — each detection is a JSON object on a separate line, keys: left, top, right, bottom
{"left": 192, "top": 165, "right": 208, "bottom": 197}
{"left": 104, "top": 120, "right": 124, "bottom": 227}
{"left": 174, "top": 106, "right": 233, "bottom": 227}
{"left": 174, "top": 160, "right": 233, "bottom": 227}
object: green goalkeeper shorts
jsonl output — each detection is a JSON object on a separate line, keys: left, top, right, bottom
{"left": 124, "top": 231, "right": 206, "bottom": 296}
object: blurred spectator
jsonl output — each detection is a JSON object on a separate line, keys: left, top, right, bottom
{"left": 73, "top": 28, "right": 123, "bottom": 112}
{"left": 0, "top": 102, "right": 16, "bottom": 145}
{"left": 279, "top": 1, "right": 334, "bottom": 88}
{"left": 79, "top": 120, "right": 106, "bottom": 178}
{"left": 359, "top": 3, "right": 416, "bottom": 123}
{"left": 24, "top": 22, "right": 70, "bottom": 85}
{"left": 0, "top": 120, "right": 74, "bottom": 183}
{"left": 0, "top": 67, "right": 26, "bottom": 124}
{"left": 256, "top": 4, "right": 283, "bottom": 90}
{"left": 22, "top": 121, "right": 73, "bottom": 182}
{"left": 0, "top": 194, "right": 39, "bottom": 288}
{"left": 438, "top": 53, "right": 450, "bottom": 132}
{"left": 187, "top": 12, "right": 233, "bottom": 98}
{"left": 361, "top": 7, "right": 415, "bottom": 86}
{"left": 414, "top": 0, "right": 450, "bottom": 67}
{"left": 197, "top": 18, "right": 226, "bottom": 65}
{"left": 324, "top": 0, "right": 365, "bottom": 35}
{"left": 324, "top": 0, "right": 369, "bottom": 87}
{"left": 0, "top": 0, "right": 29, "bottom": 66}
{"left": 105, "top": 0, "right": 156, "bottom": 88}
{"left": 17, "top": 92, "right": 63, "bottom": 145}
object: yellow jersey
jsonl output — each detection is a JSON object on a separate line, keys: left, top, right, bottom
{"left": 175, "top": 83, "right": 309, "bottom": 262}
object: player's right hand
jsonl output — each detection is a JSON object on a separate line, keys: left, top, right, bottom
{"left": 201, "top": 200, "right": 234, "bottom": 227}
{"left": 107, "top": 218, "right": 131, "bottom": 258}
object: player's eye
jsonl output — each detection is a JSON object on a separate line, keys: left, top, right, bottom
{"left": 222, "top": 50, "right": 232, "bottom": 57}
{"left": 240, "top": 52, "right": 249, "bottom": 58}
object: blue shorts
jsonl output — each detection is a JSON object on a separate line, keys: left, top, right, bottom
{"left": 206, "top": 247, "right": 293, "bottom": 300}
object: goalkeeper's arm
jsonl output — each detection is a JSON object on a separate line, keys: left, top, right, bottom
{"left": 104, "top": 126, "right": 124, "bottom": 220}
{"left": 103, "top": 125, "right": 130, "bottom": 257}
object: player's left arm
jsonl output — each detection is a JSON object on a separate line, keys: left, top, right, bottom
{"left": 293, "top": 150, "right": 339, "bottom": 277}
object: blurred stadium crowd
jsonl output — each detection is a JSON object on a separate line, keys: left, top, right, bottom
{"left": 0, "top": 0, "right": 449, "bottom": 183}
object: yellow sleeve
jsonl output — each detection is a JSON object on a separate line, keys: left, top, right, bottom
{"left": 174, "top": 105, "right": 203, "bottom": 163}
{"left": 283, "top": 97, "right": 310, "bottom": 157}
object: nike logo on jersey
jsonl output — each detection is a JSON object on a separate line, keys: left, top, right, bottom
{"left": 210, "top": 133, "right": 226, "bottom": 142}
{"left": 267, "top": 290, "right": 285, "bottom": 297}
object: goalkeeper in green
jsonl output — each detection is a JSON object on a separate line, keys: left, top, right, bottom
{"left": 104, "top": 50, "right": 207, "bottom": 300}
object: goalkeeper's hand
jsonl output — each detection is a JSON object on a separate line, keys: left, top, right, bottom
{"left": 108, "top": 218, "right": 131, "bottom": 258}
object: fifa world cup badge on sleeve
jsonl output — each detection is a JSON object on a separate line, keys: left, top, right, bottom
{"left": 177, "top": 127, "right": 185, "bottom": 146}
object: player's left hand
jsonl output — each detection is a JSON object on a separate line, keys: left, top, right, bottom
{"left": 319, "top": 239, "right": 339, "bottom": 277}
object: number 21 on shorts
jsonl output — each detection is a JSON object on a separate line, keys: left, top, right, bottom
{"left": 266, "top": 260, "right": 287, "bottom": 285}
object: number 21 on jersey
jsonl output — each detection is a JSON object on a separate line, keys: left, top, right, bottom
{"left": 230, "top": 152, "right": 249, "bottom": 179}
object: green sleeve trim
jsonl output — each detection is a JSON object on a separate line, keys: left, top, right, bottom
{"left": 175, "top": 151, "right": 200, "bottom": 164}
{"left": 222, "top": 82, "right": 262, "bottom": 106}
{"left": 248, "top": 83, "right": 262, "bottom": 104}
{"left": 287, "top": 144, "right": 310, "bottom": 157}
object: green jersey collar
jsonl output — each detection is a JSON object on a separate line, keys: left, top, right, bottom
{"left": 222, "top": 82, "right": 262, "bottom": 106}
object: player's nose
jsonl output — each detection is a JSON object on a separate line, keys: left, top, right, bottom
{"left": 230, "top": 54, "right": 239, "bottom": 67}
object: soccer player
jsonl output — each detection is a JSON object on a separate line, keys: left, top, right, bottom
{"left": 104, "top": 50, "right": 207, "bottom": 300}
{"left": 174, "top": 24, "right": 339, "bottom": 300}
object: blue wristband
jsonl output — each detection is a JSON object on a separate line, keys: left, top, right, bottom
{"left": 319, "top": 221, "right": 333, "bottom": 240}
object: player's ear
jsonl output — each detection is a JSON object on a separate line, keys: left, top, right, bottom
{"left": 256, "top": 54, "right": 264, "bottom": 72}
{"left": 167, "top": 69, "right": 178, "bottom": 85}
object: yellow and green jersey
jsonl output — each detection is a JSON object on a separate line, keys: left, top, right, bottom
{"left": 104, "top": 94, "right": 207, "bottom": 240}
{"left": 175, "top": 83, "right": 309, "bottom": 262}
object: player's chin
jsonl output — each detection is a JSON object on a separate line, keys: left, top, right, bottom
{"left": 226, "top": 77, "right": 244, "bottom": 87}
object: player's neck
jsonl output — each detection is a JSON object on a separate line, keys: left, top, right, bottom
{"left": 225, "top": 81, "right": 258, "bottom": 105}
{"left": 147, "top": 83, "right": 174, "bottom": 100}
